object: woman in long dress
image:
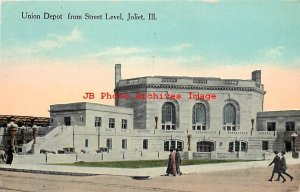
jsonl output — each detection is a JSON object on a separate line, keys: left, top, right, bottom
{"left": 166, "top": 148, "right": 176, "bottom": 176}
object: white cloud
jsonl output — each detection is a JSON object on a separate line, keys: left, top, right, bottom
{"left": 199, "top": 0, "right": 219, "bottom": 4}
{"left": 87, "top": 47, "right": 148, "bottom": 58}
{"left": 37, "top": 27, "right": 83, "bottom": 49}
{"left": 49, "top": 27, "right": 83, "bottom": 43}
{"left": 36, "top": 39, "right": 61, "bottom": 49}
{"left": 2, "top": 27, "right": 84, "bottom": 58}
{"left": 166, "top": 43, "right": 193, "bottom": 52}
{"left": 88, "top": 43, "right": 193, "bottom": 59}
{"left": 263, "top": 46, "right": 285, "bottom": 60}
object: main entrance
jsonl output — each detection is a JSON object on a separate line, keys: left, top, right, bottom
{"left": 197, "top": 141, "right": 215, "bottom": 152}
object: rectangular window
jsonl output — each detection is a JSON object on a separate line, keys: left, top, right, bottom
{"left": 224, "top": 80, "right": 238, "bottom": 85}
{"left": 267, "top": 122, "right": 276, "bottom": 131}
{"left": 193, "top": 79, "right": 207, "bottom": 84}
{"left": 241, "top": 142, "right": 247, "bottom": 152}
{"left": 122, "top": 139, "right": 127, "bottom": 149}
{"left": 177, "top": 141, "right": 183, "bottom": 151}
{"left": 109, "top": 118, "right": 115, "bottom": 128}
{"left": 80, "top": 115, "right": 84, "bottom": 122}
{"left": 262, "top": 141, "right": 269, "bottom": 150}
{"left": 170, "top": 140, "right": 176, "bottom": 150}
{"left": 235, "top": 141, "right": 240, "bottom": 152}
{"left": 106, "top": 138, "right": 112, "bottom": 149}
{"left": 286, "top": 122, "right": 295, "bottom": 132}
{"left": 122, "top": 119, "right": 127, "bottom": 129}
{"left": 143, "top": 139, "right": 148, "bottom": 149}
{"left": 164, "top": 141, "right": 170, "bottom": 151}
{"left": 229, "top": 142, "right": 234, "bottom": 152}
{"left": 95, "top": 117, "right": 102, "bottom": 127}
{"left": 85, "top": 139, "right": 88, "bottom": 147}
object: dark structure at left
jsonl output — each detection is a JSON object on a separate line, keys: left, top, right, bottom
{"left": 0, "top": 115, "right": 51, "bottom": 151}
{"left": 0, "top": 115, "right": 50, "bottom": 127}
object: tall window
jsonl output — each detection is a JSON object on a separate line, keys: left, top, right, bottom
{"left": 223, "top": 104, "right": 236, "bottom": 131}
{"left": 122, "top": 139, "right": 127, "bottom": 149}
{"left": 85, "top": 139, "right": 88, "bottom": 147}
{"left": 106, "top": 138, "right": 112, "bottom": 149}
{"left": 122, "top": 119, "right": 127, "bottom": 129}
{"left": 229, "top": 141, "right": 247, "bottom": 152}
{"left": 197, "top": 141, "right": 214, "bottom": 152}
{"left": 162, "top": 102, "right": 176, "bottom": 130}
{"left": 109, "top": 118, "right": 115, "bottom": 128}
{"left": 164, "top": 140, "right": 183, "bottom": 151}
{"left": 262, "top": 141, "right": 269, "bottom": 150}
{"left": 95, "top": 117, "right": 102, "bottom": 127}
{"left": 143, "top": 139, "right": 148, "bottom": 149}
{"left": 286, "top": 122, "right": 295, "bottom": 132}
{"left": 192, "top": 103, "right": 206, "bottom": 130}
{"left": 267, "top": 122, "right": 276, "bottom": 131}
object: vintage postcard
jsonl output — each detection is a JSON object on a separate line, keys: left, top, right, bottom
{"left": 1, "top": 0, "right": 300, "bottom": 191}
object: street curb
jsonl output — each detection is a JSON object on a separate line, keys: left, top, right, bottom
{"left": 0, "top": 167, "right": 99, "bottom": 176}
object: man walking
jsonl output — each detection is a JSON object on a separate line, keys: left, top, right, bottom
{"left": 268, "top": 151, "right": 286, "bottom": 182}
{"left": 175, "top": 148, "right": 182, "bottom": 176}
{"left": 275, "top": 151, "right": 293, "bottom": 181}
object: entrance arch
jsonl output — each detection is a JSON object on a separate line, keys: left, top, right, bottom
{"left": 197, "top": 141, "right": 215, "bottom": 152}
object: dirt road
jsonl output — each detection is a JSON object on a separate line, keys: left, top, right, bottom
{"left": 0, "top": 164, "right": 299, "bottom": 192}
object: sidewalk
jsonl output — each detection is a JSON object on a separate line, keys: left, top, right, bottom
{"left": 0, "top": 158, "right": 299, "bottom": 178}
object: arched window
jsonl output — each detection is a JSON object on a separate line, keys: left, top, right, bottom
{"left": 192, "top": 103, "right": 206, "bottom": 130}
{"left": 162, "top": 102, "right": 176, "bottom": 130}
{"left": 164, "top": 140, "right": 183, "bottom": 151}
{"left": 197, "top": 141, "right": 214, "bottom": 152}
{"left": 228, "top": 141, "right": 247, "bottom": 152}
{"left": 223, "top": 103, "right": 236, "bottom": 131}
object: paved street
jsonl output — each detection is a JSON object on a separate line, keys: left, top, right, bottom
{"left": 0, "top": 164, "right": 299, "bottom": 192}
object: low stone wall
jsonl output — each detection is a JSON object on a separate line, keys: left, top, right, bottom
{"left": 193, "top": 152, "right": 211, "bottom": 159}
{"left": 12, "top": 150, "right": 269, "bottom": 164}
{"left": 12, "top": 151, "right": 170, "bottom": 164}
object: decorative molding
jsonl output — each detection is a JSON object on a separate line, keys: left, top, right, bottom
{"left": 115, "top": 84, "right": 265, "bottom": 94}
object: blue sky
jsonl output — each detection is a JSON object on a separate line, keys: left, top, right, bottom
{"left": 2, "top": 0, "right": 300, "bottom": 66}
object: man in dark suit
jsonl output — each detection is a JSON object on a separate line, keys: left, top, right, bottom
{"left": 275, "top": 151, "right": 293, "bottom": 181}
{"left": 268, "top": 151, "right": 286, "bottom": 182}
{"left": 175, "top": 148, "right": 182, "bottom": 176}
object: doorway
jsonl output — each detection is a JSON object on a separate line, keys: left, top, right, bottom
{"left": 285, "top": 141, "right": 292, "bottom": 152}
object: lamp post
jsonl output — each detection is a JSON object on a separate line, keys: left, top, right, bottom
{"left": 187, "top": 134, "right": 192, "bottom": 151}
{"left": 155, "top": 117, "right": 158, "bottom": 129}
{"left": 251, "top": 119, "right": 254, "bottom": 136}
{"left": 7, "top": 122, "right": 18, "bottom": 148}
{"left": 21, "top": 125, "right": 26, "bottom": 144}
{"left": 291, "top": 132, "right": 298, "bottom": 158}
{"left": 251, "top": 119, "right": 254, "bottom": 131}
{"left": 97, "top": 126, "right": 101, "bottom": 150}
{"left": 32, "top": 125, "right": 38, "bottom": 144}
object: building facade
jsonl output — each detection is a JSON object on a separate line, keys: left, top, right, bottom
{"left": 3, "top": 64, "right": 299, "bottom": 161}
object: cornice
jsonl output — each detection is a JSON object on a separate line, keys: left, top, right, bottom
{"left": 115, "top": 84, "right": 265, "bottom": 94}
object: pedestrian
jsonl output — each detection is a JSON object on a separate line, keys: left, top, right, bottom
{"left": 275, "top": 151, "right": 293, "bottom": 182}
{"left": 5, "top": 145, "right": 14, "bottom": 165}
{"left": 268, "top": 151, "right": 286, "bottom": 182}
{"left": 0, "top": 147, "right": 6, "bottom": 162}
{"left": 165, "top": 148, "right": 176, "bottom": 176}
{"left": 175, "top": 148, "right": 182, "bottom": 176}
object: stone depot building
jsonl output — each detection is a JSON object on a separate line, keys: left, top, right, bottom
{"left": 3, "top": 64, "right": 299, "bottom": 161}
